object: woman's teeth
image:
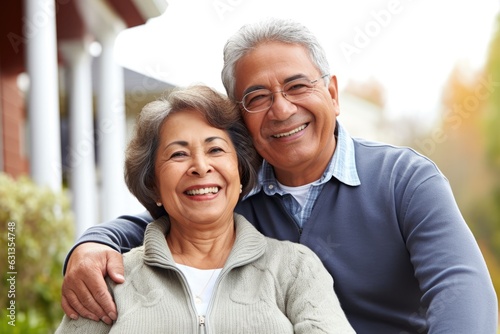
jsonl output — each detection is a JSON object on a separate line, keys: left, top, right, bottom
{"left": 186, "top": 187, "right": 219, "bottom": 195}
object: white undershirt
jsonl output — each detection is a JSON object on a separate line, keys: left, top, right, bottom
{"left": 277, "top": 181, "right": 314, "bottom": 208}
{"left": 176, "top": 263, "right": 222, "bottom": 315}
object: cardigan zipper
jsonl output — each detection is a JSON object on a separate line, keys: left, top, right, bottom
{"left": 148, "top": 227, "right": 265, "bottom": 333}
{"left": 165, "top": 266, "right": 208, "bottom": 333}
{"left": 200, "top": 252, "right": 263, "bottom": 333}
{"left": 199, "top": 315, "right": 206, "bottom": 334}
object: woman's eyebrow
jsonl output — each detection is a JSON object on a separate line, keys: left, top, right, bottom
{"left": 163, "top": 136, "right": 228, "bottom": 150}
{"left": 205, "top": 136, "right": 229, "bottom": 144}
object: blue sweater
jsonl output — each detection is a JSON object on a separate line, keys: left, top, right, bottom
{"left": 69, "top": 136, "right": 498, "bottom": 333}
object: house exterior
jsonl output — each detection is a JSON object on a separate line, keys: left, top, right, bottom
{"left": 0, "top": 0, "right": 169, "bottom": 237}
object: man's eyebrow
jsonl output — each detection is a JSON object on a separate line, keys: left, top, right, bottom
{"left": 242, "top": 74, "right": 308, "bottom": 96}
{"left": 283, "top": 73, "right": 308, "bottom": 84}
{"left": 242, "top": 84, "right": 267, "bottom": 97}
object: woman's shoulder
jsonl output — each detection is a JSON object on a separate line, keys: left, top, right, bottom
{"left": 105, "top": 246, "right": 148, "bottom": 290}
{"left": 122, "top": 246, "right": 146, "bottom": 274}
{"left": 235, "top": 215, "right": 319, "bottom": 262}
{"left": 257, "top": 238, "right": 333, "bottom": 290}
{"left": 262, "top": 238, "right": 323, "bottom": 269}
{"left": 265, "top": 237, "right": 315, "bottom": 254}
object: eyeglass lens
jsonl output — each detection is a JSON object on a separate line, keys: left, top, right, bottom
{"left": 242, "top": 77, "right": 320, "bottom": 113}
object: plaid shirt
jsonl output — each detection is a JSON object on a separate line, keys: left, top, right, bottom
{"left": 249, "top": 122, "right": 361, "bottom": 228}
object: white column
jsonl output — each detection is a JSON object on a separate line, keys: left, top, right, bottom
{"left": 96, "top": 31, "right": 128, "bottom": 221}
{"left": 60, "top": 40, "right": 98, "bottom": 238}
{"left": 25, "top": 0, "right": 62, "bottom": 191}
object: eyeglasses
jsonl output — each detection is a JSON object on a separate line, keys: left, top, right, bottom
{"left": 238, "top": 74, "right": 329, "bottom": 113}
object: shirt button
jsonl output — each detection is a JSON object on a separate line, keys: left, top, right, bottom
{"left": 268, "top": 184, "right": 274, "bottom": 190}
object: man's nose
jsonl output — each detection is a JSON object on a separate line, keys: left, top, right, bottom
{"left": 268, "top": 91, "right": 297, "bottom": 120}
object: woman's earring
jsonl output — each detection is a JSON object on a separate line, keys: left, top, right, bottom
{"left": 240, "top": 184, "right": 243, "bottom": 194}
{"left": 156, "top": 201, "right": 162, "bottom": 207}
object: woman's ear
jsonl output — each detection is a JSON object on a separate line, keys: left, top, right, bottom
{"left": 152, "top": 185, "right": 162, "bottom": 206}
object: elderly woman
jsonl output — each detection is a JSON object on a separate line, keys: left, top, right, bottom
{"left": 56, "top": 85, "right": 355, "bottom": 333}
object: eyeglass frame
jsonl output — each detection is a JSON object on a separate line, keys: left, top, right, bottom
{"left": 237, "top": 74, "right": 330, "bottom": 114}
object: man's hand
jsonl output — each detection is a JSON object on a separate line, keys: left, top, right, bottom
{"left": 61, "top": 243, "right": 125, "bottom": 325}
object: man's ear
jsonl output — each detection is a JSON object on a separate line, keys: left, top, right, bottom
{"left": 328, "top": 75, "right": 340, "bottom": 116}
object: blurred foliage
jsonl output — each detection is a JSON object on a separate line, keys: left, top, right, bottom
{"left": 0, "top": 173, "right": 74, "bottom": 333}
{"left": 480, "top": 11, "right": 500, "bottom": 294}
{"left": 485, "top": 14, "right": 500, "bottom": 170}
{"left": 343, "top": 77, "right": 387, "bottom": 108}
{"left": 412, "top": 12, "right": 500, "bottom": 314}
{"left": 483, "top": 13, "right": 500, "bottom": 310}
{"left": 483, "top": 13, "right": 500, "bottom": 251}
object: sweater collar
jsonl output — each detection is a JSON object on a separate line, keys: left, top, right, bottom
{"left": 143, "top": 213, "right": 266, "bottom": 270}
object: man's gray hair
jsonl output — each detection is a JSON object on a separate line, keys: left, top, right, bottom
{"left": 221, "top": 17, "right": 330, "bottom": 101}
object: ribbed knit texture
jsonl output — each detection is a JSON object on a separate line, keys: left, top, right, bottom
{"left": 56, "top": 213, "right": 355, "bottom": 333}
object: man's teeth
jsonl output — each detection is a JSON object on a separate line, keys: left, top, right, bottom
{"left": 186, "top": 187, "right": 219, "bottom": 195}
{"left": 273, "top": 124, "right": 307, "bottom": 138}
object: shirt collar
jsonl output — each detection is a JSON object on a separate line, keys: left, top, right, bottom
{"left": 329, "top": 121, "right": 361, "bottom": 187}
{"left": 247, "top": 121, "right": 360, "bottom": 198}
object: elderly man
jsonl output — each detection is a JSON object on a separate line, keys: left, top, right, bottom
{"left": 61, "top": 18, "right": 497, "bottom": 333}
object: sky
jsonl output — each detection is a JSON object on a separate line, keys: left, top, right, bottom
{"left": 114, "top": 0, "right": 499, "bottom": 124}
